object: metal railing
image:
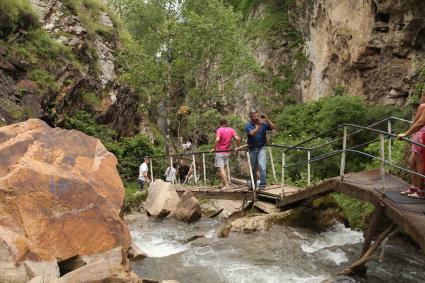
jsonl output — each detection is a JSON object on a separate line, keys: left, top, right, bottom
{"left": 146, "top": 116, "right": 420, "bottom": 200}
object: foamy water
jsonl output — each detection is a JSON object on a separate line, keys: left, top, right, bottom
{"left": 130, "top": 218, "right": 425, "bottom": 283}
{"left": 300, "top": 223, "right": 364, "bottom": 253}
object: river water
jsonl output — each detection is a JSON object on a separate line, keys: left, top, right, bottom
{"left": 128, "top": 215, "right": 425, "bottom": 283}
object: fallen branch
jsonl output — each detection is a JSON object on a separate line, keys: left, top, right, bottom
{"left": 339, "top": 223, "right": 397, "bottom": 276}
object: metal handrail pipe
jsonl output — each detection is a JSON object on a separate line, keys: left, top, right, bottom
{"left": 283, "top": 150, "right": 342, "bottom": 169}
{"left": 344, "top": 123, "right": 425, "bottom": 149}
{"left": 309, "top": 117, "right": 391, "bottom": 151}
{"left": 147, "top": 148, "right": 242, "bottom": 159}
{"left": 347, "top": 149, "right": 425, "bottom": 179}
{"left": 147, "top": 118, "right": 415, "bottom": 159}
{"left": 284, "top": 138, "right": 381, "bottom": 169}
{"left": 283, "top": 125, "right": 343, "bottom": 153}
{"left": 286, "top": 117, "right": 412, "bottom": 153}
{"left": 389, "top": 116, "right": 412, "bottom": 124}
{"left": 268, "top": 144, "right": 310, "bottom": 151}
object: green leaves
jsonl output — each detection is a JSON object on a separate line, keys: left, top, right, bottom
{"left": 114, "top": 0, "right": 257, "bottom": 147}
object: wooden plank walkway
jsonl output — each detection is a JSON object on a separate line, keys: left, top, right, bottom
{"left": 175, "top": 168, "right": 425, "bottom": 253}
{"left": 336, "top": 169, "right": 425, "bottom": 253}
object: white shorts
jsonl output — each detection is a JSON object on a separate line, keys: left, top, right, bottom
{"left": 215, "top": 153, "right": 230, "bottom": 168}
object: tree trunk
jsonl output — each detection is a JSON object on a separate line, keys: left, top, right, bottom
{"left": 339, "top": 223, "right": 397, "bottom": 276}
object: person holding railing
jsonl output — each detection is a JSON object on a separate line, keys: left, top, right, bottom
{"left": 245, "top": 110, "right": 275, "bottom": 190}
{"left": 398, "top": 94, "right": 425, "bottom": 199}
{"left": 213, "top": 118, "right": 240, "bottom": 190}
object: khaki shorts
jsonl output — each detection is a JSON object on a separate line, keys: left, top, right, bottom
{"left": 215, "top": 153, "right": 230, "bottom": 168}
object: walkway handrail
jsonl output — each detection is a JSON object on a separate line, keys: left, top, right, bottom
{"left": 309, "top": 116, "right": 411, "bottom": 151}
{"left": 347, "top": 149, "right": 425, "bottom": 180}
{"left": 146, "top": 117, "right": 412, "bottom": 159}
{"left": 284, "top": 138, "right": 381, "bottom": 169}
{"left": 284, "top": 116, "right": 412, "bottom": 154}
{"left": 144, "top": 115, "right": 417, "bottom": 198}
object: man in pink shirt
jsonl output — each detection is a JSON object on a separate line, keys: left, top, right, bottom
{"left": 214, "top": 118, "right": 240, "bottom": 189}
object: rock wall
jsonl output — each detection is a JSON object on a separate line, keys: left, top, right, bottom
{"left": 241, "top": 0, "right": 425, "bottom": 107}
{"left": 302, "top": 0, "right": 425, "bottom": 104}
{"left": 0, "top": 0, "right": 141, "bottom": 137}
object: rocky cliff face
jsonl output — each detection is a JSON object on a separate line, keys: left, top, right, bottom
{"left": 302, "top": 0, "right": 425, "bottom": 105}
{"left": 0, "top": 0, "right": 140, "bottom": 137}
{"left": 244, "top": 0, "right": 425, "bottom": 106}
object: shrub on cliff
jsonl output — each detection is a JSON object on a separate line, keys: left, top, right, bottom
{"left": 0, "top": 0, "right": 39, "bottom": 38}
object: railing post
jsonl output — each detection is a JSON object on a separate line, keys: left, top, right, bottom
{"left": 192, "top": 154, "right": 197, "bottom": 185}
{"left": 281, "top": 152, "right": 285, "bottom": 198}
{"left": 307, "top": 150, "right": 311, "bottom": 187}
{"left": 268, "top": 147, "right": 277, "bottom": 182}
{"left": 380, "top": 133, "right": 386, "bottom": 196}
{"left": 169, "top": 156, "right": 174, "bottom": 185}
{"left": 246, "top": 151, "right": 257, "bottom": 200}
{"left": 150, "top": 158, "right": 154, "bottom": 181}
{"left": 202, "top": 153, "right": 206, "bottom": 186}
{"left": 340, "top": 127, "right": 347, "bottom": 181}
{"left": 226, "top": 159, "right": 231, "bottom": 184}
{"left": 387, "top": 120, "right": 392, "bottom": 164}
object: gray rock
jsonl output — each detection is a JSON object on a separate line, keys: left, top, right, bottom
{"left": 171, "top": 190, "right": 201, "bottom": 223}
{"left": 144, "top": 180, "right": 180, "bottom": 218}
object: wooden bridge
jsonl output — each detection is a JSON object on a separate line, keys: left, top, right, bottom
{"left": 150, "top": 116, "right": 425, "bottom": 272}
{"left": 176, "top": 169, "right": 425, "bottom": 253}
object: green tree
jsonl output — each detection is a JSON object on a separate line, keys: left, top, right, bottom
{"left": 112, "top": 0, "right": 257, "bottom": 152}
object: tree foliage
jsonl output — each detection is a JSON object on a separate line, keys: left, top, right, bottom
{"left": 112, "top": 0, "right": 257, "bottom": 149}
{"left": 272, "top": 95, "right": 407, "bottom": 182}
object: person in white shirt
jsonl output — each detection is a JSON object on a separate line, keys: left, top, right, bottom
{"left": 164, "top": 162, "right": 177, "bottom": 183}
{"left": 138, "top": 157, "right": 150, "bottom": 190}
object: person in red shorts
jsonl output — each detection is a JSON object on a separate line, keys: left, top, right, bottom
{"left": 398, "top": 91, "right": 425, "bottom": 198}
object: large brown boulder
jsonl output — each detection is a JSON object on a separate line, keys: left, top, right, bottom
{"left": 171, "top": 190, "right": 201, "bottom": 223}
{"left": 144, "top": 180, "right": 180, "bottom": 217}
{"left": 0, "top": 119, "right": 130, "bottom": 282}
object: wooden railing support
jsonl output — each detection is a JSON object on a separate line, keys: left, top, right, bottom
{"left": 246, "top": 151, "right": 257, "bottom": 200}
{"left": 380, "top": 133, "right": 386, "bottom": 196}
{"left": 340, "top": 127, "right": 347, "bottom": 181}
{"left": 192, "top": 154, "right": 197, "bottom": 185}
{"left": 307, "top": 150, "right": 311, "bottom": 187}
{"left": 202, "top": 153, "right": 206, "bottom": 186}
{"left": 227, "top": 159, "right": 231, "bottom": 184}
{"left": 150, "top": 158, "right": 154, "bottom": 181}
{"left": 169, "top": 156, "right": 174, "bottom": 185}
{"left": 281, "top": 152, "right": 285, "bottom": 198}
{"left": 387, "top": 120, "right": 392, "bottom": 164}
{"left": 268, "top": 147, "right": 277, "bottom": 182}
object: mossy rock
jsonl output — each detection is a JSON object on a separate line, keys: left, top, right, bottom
{"left": 281, "top": 195, "right": 348, "bottom": 232}
{"left": 311, "top": 194, "right": 340, "bottom": 210}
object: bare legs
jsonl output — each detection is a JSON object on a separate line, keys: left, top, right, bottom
{"left": 218, "top": 165, "right": 229, "bottom": 189}
{"left": 407, "top": 152, "right": 424, "bottom": 190}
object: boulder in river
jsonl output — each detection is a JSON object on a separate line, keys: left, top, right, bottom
{"left": 0, "top": 119, "right": 130, "bottom": 281}
{"left": 144, "top": 179, "right": 180, "bottom": 217}
{"left": 214, "top": 199, "right": 245, "bottom": 218}
{"left": 171, "top": 190, "right": 201, "bottom": 223}
{"left": 219, "top": 212, "right": 292, "bottom": 237}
